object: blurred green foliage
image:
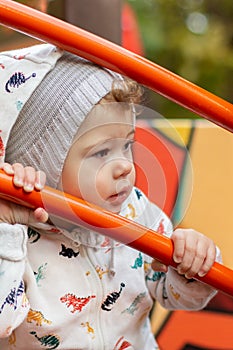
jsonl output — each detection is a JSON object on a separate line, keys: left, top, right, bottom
{"left": 127, "top": 0, "right": 233, "bottom": 118}
{"left": 0, "top": 0, "right": 232, "bottom": 118}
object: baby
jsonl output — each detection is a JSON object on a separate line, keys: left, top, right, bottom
{"left": 0, "top": 44, "right": 221, "bottom": 349}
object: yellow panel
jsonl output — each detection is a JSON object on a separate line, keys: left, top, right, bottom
{"left": 179, "top": 120, "right": 233, "bottom": 268}
{"left": 151, "top": 118, "right": 193, "bottom": 146}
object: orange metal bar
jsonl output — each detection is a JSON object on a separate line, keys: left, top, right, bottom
{"left": 0, "top": 0, "right": 233, "bottom": 132}
{"left": 0, "top": 1, "right": 233, "bottom": 297}
{"left": 0, "top": 170, "right": 233, "bottom": 297}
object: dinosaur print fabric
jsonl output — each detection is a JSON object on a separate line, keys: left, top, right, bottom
{"left": 0, "top": 187, "right": 220, "bottom": 349}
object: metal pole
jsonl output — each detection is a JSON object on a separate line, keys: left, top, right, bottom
{"left": 0, "top": 170, "right": 233, "bottom": 297}
{"left": 0, "top": 0, "right": 232, "bottom": 132}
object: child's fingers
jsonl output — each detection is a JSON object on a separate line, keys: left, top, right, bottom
{"left": 32, "top": 207, "right": 49, "bottom": 224}
{"left": 23, "top": 167, "right": 46, "bottom": 192}
{"left": 171, "top": 229, "right": 186, "bottom": 264}
{"left": 172, "top": 228, "right": 216, "bottom": 279}
{"left": 184, "top": 236, "right": 216, "bottom": 278}
{"left": 35, "top": 170, "right": 46, "bottom": 190}
{"left": 175, "top": 233, "right": 199, "bottom": 277}
{"left": 21, "top": 166, "right": 37, "bottom": 192}
{"left": 181, "top": 237, "right": 208, "bottom": 278}
{"left": 198, "top": 243, "right": 216, "bottom": 277}
{"left": 0, "top": 162, "right": 15, "bottom": 175}
{"left": 12, "top": 163, "right": 25, "bottom": 187}
{"left": 10, "top": 164, "right": 46, "bottom": 192}
{"left": 12, "top": 163, "right": 37, "bottom": 191}
{"left": 1, "top": 162, "right": 46, "bottom": 192}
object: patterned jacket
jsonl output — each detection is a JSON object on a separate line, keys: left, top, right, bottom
{"left": 0, "top": 187, "right": 219, "bottom": 349}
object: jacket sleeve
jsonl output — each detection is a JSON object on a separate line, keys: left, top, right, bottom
{"left": 141, "top": 193, "right": 222, "bottom": 311}
{"left": 0, "top": 223, "right": 30, "bottom": 338}
{"left": 145, "top": 224, "right": 222, "bottom": 310}
{"left": 152, "top": 265, "right": 218, "bottom": 310}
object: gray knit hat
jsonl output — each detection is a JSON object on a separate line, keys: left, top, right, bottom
{"left": 2, "top": 44, "right": 121, "bottom": 188}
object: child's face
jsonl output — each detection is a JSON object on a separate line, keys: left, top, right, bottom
{"left": 59, "top": 102, "right": 136, "bottom": 214}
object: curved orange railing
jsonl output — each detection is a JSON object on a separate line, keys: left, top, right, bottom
{"left": 0, "top": 0, "right": 233, "bottom": 132}
{"left": 0, "top": 170, "right": 233, "bottom": 296}
{"left": 0, "top": 1, "right": 233, "bottom": 296}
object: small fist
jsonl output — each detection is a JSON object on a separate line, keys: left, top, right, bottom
{"left": 171, "top": 228, "right": 216, "bottom": 279}
{"left": 0, "top": 162, "right": 46, "bottom": 192}
{"left": 0, "top": 162, "right": 48, "bottom": 225}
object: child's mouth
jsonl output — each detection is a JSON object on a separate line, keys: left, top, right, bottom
{"left": 108, "top": 188, "right": 129, "bottom": 205}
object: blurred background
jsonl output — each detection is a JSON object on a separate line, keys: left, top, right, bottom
{"left": 0, "top": 0, "right": 232, "bottom": 119}
{"left": 1, "top": 2, "right": 233, "bottom": 349}
{"left": 128, "top": 0, "right": 233, "bottom": 118}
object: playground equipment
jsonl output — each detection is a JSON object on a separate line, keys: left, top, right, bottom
{"left": 0, "top": 0, "right": 233, "bottom": 296}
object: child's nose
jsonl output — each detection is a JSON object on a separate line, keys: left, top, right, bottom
{"left": 113, "top": 158, "right": 133, "bottom": 179}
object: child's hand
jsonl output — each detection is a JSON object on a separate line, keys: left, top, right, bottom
{"left": 0, "top": 162, "right": 46, "bottom": 192}
{"left": 151, "top": 228, "right": 216, "bottom": 280}
{"left": 171, "top": 228, "right": 216, "bottom": 279}
{"left": 0, "top": 162, "right": 48, "bottom": 225}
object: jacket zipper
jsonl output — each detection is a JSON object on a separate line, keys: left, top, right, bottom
{"left": 80, "top": 245, "right": 105, "bottom": 350}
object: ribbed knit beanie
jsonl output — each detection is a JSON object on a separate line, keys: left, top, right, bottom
{"left": 0, "top": 44, "right": 121, "bottom": 188}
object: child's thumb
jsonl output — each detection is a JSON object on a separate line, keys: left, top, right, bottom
{"left": 29, "top": 207, "right": 49, "bottom": 225}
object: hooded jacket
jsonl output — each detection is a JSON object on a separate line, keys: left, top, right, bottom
{"left": 0, "top": 187, "right": 220, "bottom": 350}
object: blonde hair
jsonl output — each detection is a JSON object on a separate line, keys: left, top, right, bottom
{"left": 103, "top": 77, "right": 144, "bottom": 104}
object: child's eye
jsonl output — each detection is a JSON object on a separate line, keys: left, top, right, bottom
{"left": 124, "top": 140, "right": 134, "bottom": 151}
{"left": 93, "top": 148, "right": 109, "bottom": 158}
